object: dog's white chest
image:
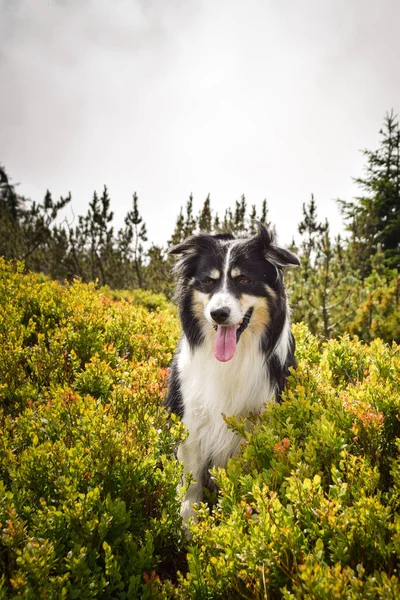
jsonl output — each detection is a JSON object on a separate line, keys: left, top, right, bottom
{"left": 177, "top": 332, "right": 275, "bottom": 465}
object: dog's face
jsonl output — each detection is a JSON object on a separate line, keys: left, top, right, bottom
{"left": 171, "top": 223, "right": 299, "bottom": 362}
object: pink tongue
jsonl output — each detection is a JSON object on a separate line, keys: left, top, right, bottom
{"left": 214, "top": 325, "right": 238, "bottom": 362}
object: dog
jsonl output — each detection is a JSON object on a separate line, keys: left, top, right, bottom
{"left": 166, "top": 222, "right": 299, "bottom": 523}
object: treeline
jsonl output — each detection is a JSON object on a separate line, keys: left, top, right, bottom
{"left": 1, "top": 112, "right": 399, "bottom": 342}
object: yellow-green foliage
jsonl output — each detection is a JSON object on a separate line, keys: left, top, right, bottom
{"left": 178, "top": 324, "right": 400, "bottom": 599}
{"left": 0, "top": 259, "right": 184, "bottom": 598}
{"left": 1, "top": 259, "right": 400, "bottom": 599}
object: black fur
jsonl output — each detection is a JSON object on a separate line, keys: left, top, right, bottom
{"left": 166, "top": 353, "right": 184, "bottom": 418}
{"left": 166, "top": 222, "right": 299, "bottom": 413}
{"left": 269, "top": 333, "right": 297, "bottom": 403}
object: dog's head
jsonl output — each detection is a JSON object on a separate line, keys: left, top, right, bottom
{"left": 170, "top": 222, "right": 299, "bottom": 362}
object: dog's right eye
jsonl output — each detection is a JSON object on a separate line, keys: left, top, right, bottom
{"left": 203, "top": 277, "right": 215, "bottom": 286}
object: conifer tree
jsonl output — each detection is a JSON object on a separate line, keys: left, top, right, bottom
{"left": 260, "top": 199, "right": 268, "bottom": 226}
{"left": 222, "top": 207, "right": 234, "bottom": 232}
{"left": 121, "top": 192, "right": 148, "bottom": 288}
{"left": 289, "top": 197, "right": 352, "bottom": 338}
{"left": 249, "top": 205, "right": 258, "bottom": 234}
{"left": 0, "top": 163, "right": 21, "bottom": 222}
{"left": 198, "top": 194, "right": 212, "bottom": 232}
{"left": 24, "top": 190, "right": 71, "bottom": 272}
{"left": 234, "top": 195, "right": 246, "bottom": 231}
{"left": 248, "top": 200, "right": 274, "bottom": 235}
{"left": 0, "top": 164, "right": 23, "bottom": 259}
{"left": 339, "top": 111, "right": 400, "bottom": 274}
{"left": 82, "top": 187, "right": 114, "bottom": 285}
{"left": 169, "top": 208, "right": 185, "bottom": 247}
{"left": 67, "top": 215, "right": 86, "bottom": 280}
{"left": 145, "top": 245, "right": 172, "bottom": 296}
{"left": 169, "top": 195, "right": 197, "bottom": 246}
{"left": 213, "top": 213, "right": 221, "bottom": 232}
{"left": 298, "top": 194, "right": 328, "bottom": 279}
{"left": 183, "top": 194, "right": 197, "bottom": 238}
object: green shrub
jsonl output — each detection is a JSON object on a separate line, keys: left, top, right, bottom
{"left": 100, "top": 286, "right": 172, "bottom": 313}
{"left": 178, "top": 323, "right": 400, "bottom": 599}
{"left": 0, "top": 259, "right": 185, "bottom": 598}
{"left": 1, "top": 260, "right": 399, "bottom": 599}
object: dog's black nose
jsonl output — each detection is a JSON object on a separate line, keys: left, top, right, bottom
{"left": 211, "top": 307, "right": 230, "bottom": 324}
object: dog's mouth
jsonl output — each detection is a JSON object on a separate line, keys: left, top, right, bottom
{"left": 236, "top": 306, "right": 254, "bottom": 340}
{"left": 213, "top": 307, "right": 254, "bottom": 362}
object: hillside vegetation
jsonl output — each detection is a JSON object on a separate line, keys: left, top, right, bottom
{"left": 1, "top": 259, "right": 400, "bottom": 599}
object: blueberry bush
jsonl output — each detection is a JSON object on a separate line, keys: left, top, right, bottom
{"left": 177, "top": 325, "right": 400, "bottom": 599}
{"left": 1, "top": 259, "right": 399, "bottom": 599}
{"left": 0, "top": 259, "right": 184, "bottom": 598}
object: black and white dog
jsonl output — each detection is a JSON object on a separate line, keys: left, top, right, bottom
{"left": 166, "top": 223, "right": 299, "bottom": 523}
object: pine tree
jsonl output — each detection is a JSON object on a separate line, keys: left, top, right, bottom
{"left": 259, "top": 199, "right": 275, "bottom": 236}
{"left": 339, "top": 111, "right": 400, "bottom": 274}
{"left": 222, "top": 207, "right": 234, "bottom": 232}
{"left": 260, "top": 199, "right": 268, "bottom": 226}
{"left": 23, "top": 190, "right": 71, "bottom": 274}
{"left": 248, "top": 200, "right": 274, "bottom": 236}
{"left": 289, "top": 197, "right": 357, "bottom": 338}
{"left": 249, "top": 205, "right": 258, "bottom": 234}
{"left": 145, "top": 245, "right": 172, "bottom": 296}
{"left": 220, "top": 196, "right": 246, "bottom": 234}
{"left": 198, "top": 195, "right": 212, "bottom": 232}
{"left": 82, "top": 187, "right": 114, "bottom": 285}
{"left": 183, "top": 194, "right": 197, "bottom": 238}
{"left": 298, "top": 194, "right": 328, "bottom": 279}
{"left": 169, "top": 208, "right": 185, "bottom": 247}
{"left": 169, "top": 195, "right": 197, "bottom": 247}
{"left": 0, "top": 163, "right": 22, "bottom": 222}
{"left": 0, "top": 164, "right": 23, "bottom": 259}
{"left": 122, "top": 192, "right": 148, "bottom": 288}
{"left": 234, "top": 195, "right": 246, "bottom": 231}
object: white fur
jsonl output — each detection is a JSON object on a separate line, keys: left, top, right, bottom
{"left": 222, "top": 241, "right": 237, "bottom": 292}
{"left": 177, "top": 327, "right": 275, "bottom": 522}
{"left": 274, "top": 309, "right": 291, "bottom": 366}
{"left": 205, "top": 291, "right": 243, "bottom": 325}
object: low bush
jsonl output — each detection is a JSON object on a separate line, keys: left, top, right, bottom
{"left": 178, "top": 324, "right": 400, "bottom": 599}
{"left": 1, "top": 259, "right": 399, "bottom": 599}
{"left": 99, "top": 287, "right": 172, "bottom": 313}
{"left": 0, "top": 259, "right": 184, "bottom": 598}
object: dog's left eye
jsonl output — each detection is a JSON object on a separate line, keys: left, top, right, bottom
{"left": 237, "top": 277, "right": 251, "bottom": 285}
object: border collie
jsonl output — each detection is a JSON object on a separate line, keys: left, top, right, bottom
{"left": 166, "top": 222, "right": 299, "bottom": 523}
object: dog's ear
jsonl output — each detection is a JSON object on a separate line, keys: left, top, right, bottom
{"left": 169, "top": 234, "right": 216, "bottom": 256}
{"left": 169, "top": 237, "right": 197, "bottom": 256}
{"left": 267, "top": 246, "right": 300, "bottom": 268}
{"left": 253, "top": 221, "right": 300, "bottom": 268}
{"left": 169, "top": 234, "right": 215, "bottom": 283}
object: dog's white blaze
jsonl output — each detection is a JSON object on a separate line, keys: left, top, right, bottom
{"left": 177, "top": 330, "right": 275, "bottom": 522}
{"left": 222, "top": 241, "right": 236, "bottom": 292}
{"left": 205, "top": 241, "right": 243, "bottom": 325}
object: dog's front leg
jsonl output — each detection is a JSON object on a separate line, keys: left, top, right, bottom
{"left": 177, "top": 433, "right": 205, "bottom": 525}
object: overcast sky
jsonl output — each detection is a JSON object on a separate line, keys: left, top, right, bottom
{"left": 1, "top": 0, "right": 399, "bottom": 247}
